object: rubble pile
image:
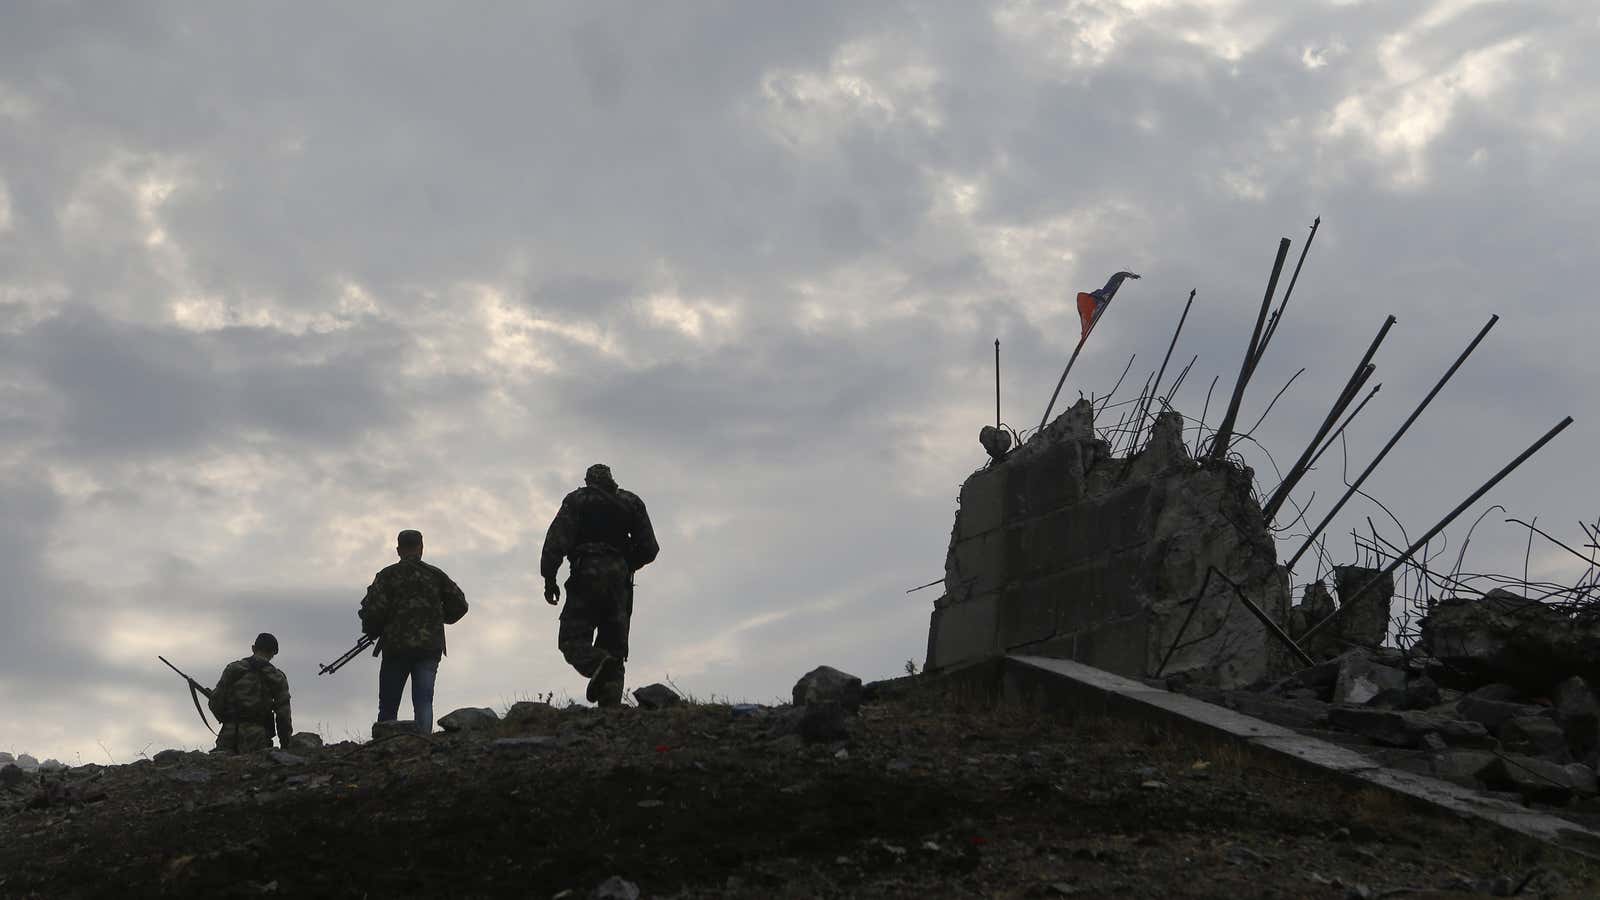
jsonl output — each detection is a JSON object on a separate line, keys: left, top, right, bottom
{"left": 1187, "top": 587, "right": 1600, "bottom": 813}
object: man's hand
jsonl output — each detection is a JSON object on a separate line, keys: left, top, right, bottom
{"left": 544, "top": 577, "right": 560, "bottom": 606}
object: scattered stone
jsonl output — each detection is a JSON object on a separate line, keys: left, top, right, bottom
{"left": 1499, "top": 717, "right": 1571, "bottom": 762}
{"left": 1458, "top": 694, "right": 1546, "bottom": 732}
{"left": 152, "top": 749, "right": 186, "bottom": 765}
{"left": 371, "top": 720, "right": 421, "bottom": 741}
{"left": 793, "top": 666, "right": 863, "bottom": 713}
{"left": 592, "top": 876, "right": 640, "bottom": 900}
{"left": 0, "top": 764, "right": 25, "bottom": 789}
{"left": 798, "top": 702, "right": 850, "bottom": 744}
{"left": 1429, "top": 750, "right": 1495, "bottom": 788}
{"left": 1470, "top": 683, "right": 1524, "bottom": 703}
{"left": 1431, "top": 718, "right": 1493, "bottom": 748}
{"left": 632, "top": 683, "right": 682, "bottom": 710}
{"left": 170, "top": 768, "right": 212, "bottom": 784}
{"left": 1479, "top": 753, "right": 1583, "bottom": 802}
{"left": 285, "top": 732, "right": 324, "bottom": 752}
{"left": 268, "top": 750, "right": 306, "bottom": 767}
{"left": 1566, "top": 763, "right": 1600, "bottom": 797}
{"left": 1553, "top": 676, "right": 1600, "bottom": 756}
{"left": 1421, "top": 733, "right": 1449, "bottom": 754}
{"left": 1333, "top": 656, "right": 1407, "bottom": 706}
{"left": 492, "top": 736, "right": 559, "bottom": 752}
{"left": 438, "top": 707, "right": 500, "bottom": 732}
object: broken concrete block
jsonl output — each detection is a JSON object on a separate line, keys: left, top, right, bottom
{"left": 793, "top": 666, "right": 863, "bottom": 713}
{"left": 1458, "top": 694, "right": 1547, "bottom": 733}
{"left": 1479, "top": 754, "right": 1582, "bottom": 803}
{"left": 1419, "top": 591, "right": 1600, "bottom": 689}
{"left": 1566, "top": 763, "right": 1600, "bottom": 796}
{"left": 1470, "top": 683, "right": 1524, "bottom": 702}
{"left": 1429, "top": 749, "right": 1496, "bottom": 788}
{"left": 1553, "top": 676, "right": 1600, "bottom": 757}
{"left": 1327, "top": 708, "right": 1425, "bottom": 747}
{"left": 1333, "top": 656, "right": 1407, "bottom": 705}
{"left": 1500, "top": 716, "right": 1572, "bottom": 762}
{"left": 1332, "top": 566, "right": 1394, "bottom": 648}
{"left": 1225, "top": 693, "right": 1331, "bottom": 730}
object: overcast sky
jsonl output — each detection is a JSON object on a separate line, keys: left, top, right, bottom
{"left": 2, "top": 0, "right": 1596, "bottom": 762}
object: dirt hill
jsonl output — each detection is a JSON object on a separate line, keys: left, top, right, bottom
{"left": 1, "top": 678, "right": 1594, "bottom": 898}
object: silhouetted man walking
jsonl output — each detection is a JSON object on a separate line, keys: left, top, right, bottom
{"left": 359, "top": 529, "right": 468, "bottom": 734}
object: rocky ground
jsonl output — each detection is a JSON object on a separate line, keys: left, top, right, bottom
{"left": 1, "top": 675, "right": 1596, "bottom": 899}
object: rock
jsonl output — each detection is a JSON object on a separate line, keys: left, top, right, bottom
{"left": 371, "top": 720, "right": 421, "bottom": 741}
{"left": 1226, "top": 693, "right": 1330, "bottom": 730}
{"left": 1553, "top": 676, "right": 1600, "bottom": 756}
{"left": 730, "top": 703, "right": 765, "bottom": 719}
{"left": 0, "top": 752, "right": 12, "bottom": 764}
{"left": 15, "top": 754, "right": 38, "bottom": 771}
{"left": 632, "top": 683, "right": 682, "bottom": 710}
{"left": 438, "top": 707, "right": 500, "bottom": 732}
{"left": 1421, "top": 733, "right": 1449, "bottom": 754}
{"left": 1470, "top": 683, "right": 1524, "bottom": 702}
{"left": 1333, "top": 656, "right": 1407, "bottom": 706}
{"left": 268, "top": 750, "right": 306, "bottom": 767}
{"left": 1567, "top": 763, "right": 1600, "bottom": 796}
{"left": 1479, "top": 753, "right": 1583, "bottom": 802}
{"left": 1331, "top": 566, "right": 1393, "bottom": 648}
{"left": 1327, "top": 708, "right": 1425, "bottom": 747}
{"left": 1400, "top": 676, "right": 1442, "bottom": 710}
{"left": 152, "top": 749, "right": 186, "bottom": 765}
{"left": 170, "top": 768, "right": 212, "bottom": 784}
{"left": 37, "top": 759, "right": 65, "bottom": 772}
{"left": 285, "top": 732, "right": 324, "bottom": 752}
{"left": 793, "top": 666, "right": 863, "bottom": 713}
{"left": 592, "top": 876, "right": 641, "bottom": 900}
{"left": 798, "top": 701, "right": 850, "bottom": 744}
{"left": 1418, "top": 591, "right": 1600, "bottom": 691}
{"left": 1429, "top": 750, "right": 1496, "bottom": 788}
{"left": 0, "top": 764, "right": 25, "bottom": 789}
{"left": 492, "top": 736, "right": 559, "bottom": 752}
{"left": 1431, "top": 718, "right": 1494, "bottom": 748}
{"left": 1499, "top": 717, "right": 1571, "bottom": 762}
{"left": 1280, "top": 650, "right": 1365, "bottom": 696}
{"left": 1458, "top": 694, "right": 1546, "bottom": 732}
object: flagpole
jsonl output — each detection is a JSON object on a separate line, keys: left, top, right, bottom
{"left": 1039, "top": 302, "right": 1108, "bottom": 433}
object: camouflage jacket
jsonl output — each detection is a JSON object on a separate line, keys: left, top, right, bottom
{"left": 359, "top": 559, "right": 468, "bottom": 656}
{"left": 208, "top": 657, "right": 293, "bottom": 745}
{"left": 540, "top": 485, "right": 659, "bottom": 579}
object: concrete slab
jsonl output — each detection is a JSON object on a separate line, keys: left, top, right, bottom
{"left": 1003, "top": 653, "right": 1600, "bottom": 861}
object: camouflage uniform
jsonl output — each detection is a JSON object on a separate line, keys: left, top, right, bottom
{"left": 541, "top": 473, "right": 658, "bottom": 705}
{"left": 208, "top": 658, "right": 292, "bottom": 753}
{"left": 360, "top": 557, "right": 468, "bottom": 732}
{"left": 359, "top": 559, "right": 469, "bottom": 655}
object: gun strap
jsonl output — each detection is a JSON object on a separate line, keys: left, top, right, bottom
{"left": 187, "top": 680, "right": 217, "bottom": 735}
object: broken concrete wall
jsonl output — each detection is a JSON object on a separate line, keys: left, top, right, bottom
{"left": 925, "top": 400, "right": 1291, "bottom": 689}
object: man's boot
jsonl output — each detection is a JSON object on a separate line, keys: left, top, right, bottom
{"left": 587, "top": 654, "right": 621, "bottom": 704}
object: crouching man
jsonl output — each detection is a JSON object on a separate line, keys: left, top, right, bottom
{"left": 209, "top": 632, "right": 293, "bottom": 753}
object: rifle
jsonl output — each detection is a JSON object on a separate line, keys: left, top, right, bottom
{"left": 319, "top": 634, "right": 379, "bottom": 675}
{"left": 159, "top": 655, "right": 217, "bottom": 735}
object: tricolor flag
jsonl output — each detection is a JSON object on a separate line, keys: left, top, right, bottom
{"left": 1076, "top": 271, "right": 1141, "bottom": 338}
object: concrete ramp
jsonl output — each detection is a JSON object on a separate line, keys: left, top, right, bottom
{"left": 1002, "top": 654, "right": 1600, "bottom": 860}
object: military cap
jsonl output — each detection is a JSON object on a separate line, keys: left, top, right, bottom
{"left": 397, "top": 529, "right": 423, "bottom": 548}
{"left": 253, "top": 632, "right": 279, "bottom": 654}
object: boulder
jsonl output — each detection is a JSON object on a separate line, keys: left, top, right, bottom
{"left": 285, "top": 732, "right": 324, "bottom": 752}
{"left": 793, "top": 666, "right": 863, "bottom": 713}
{"left": 152, "top": 749, "right": 186, "bottom": 765}
{"left": 0, "top": 752, "right": 12, "bottom": 764}
{"left": 0, "top": 764, "right": 25, "bottom": 789}
{"left": 1458, "top": 694, "right": 1547, "bottom": 733}
{"left": 38, "top": 759, "right": 65, "bottom": 773}
{"left": 438, "top": 707, "right": 500, "bottom": 732}
{"left": 15, "top": 754, "right": 38, "bottom": 771}
{"left": 1332, "top": 656, "right": 1407, "bottom": 705}
{"left": 1499, "top": 717, "right": 1571, "bottom": 762}
{"left": 632, "top": 683, "right": 682, "bottom": 711}
{"left": 1432, "top": 717, "right": 1494, "bottom": 748}
{"left": 371, "top": 720, "right": 421, "bottom": 741}
{"left": 1553, "top": 676, "right": 1600, "bottom": 757}
{"left": 592, "top": 876, "right": 641, "bottom": 900}
{"left": 268, "top": 750, "right": 306, "bottom": 767}
{"left": 1327, "top": 708, "right": 1424, "bottom": 747}
{"left": 505, "top": 701, "right": 561, "bottom": 727}
{"left": 1470, "top": 683, "right": 1524, "bottom": 702}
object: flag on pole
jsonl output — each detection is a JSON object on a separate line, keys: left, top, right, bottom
{"left": 1076, "top": 271, "right": 1141, "bottom": 338}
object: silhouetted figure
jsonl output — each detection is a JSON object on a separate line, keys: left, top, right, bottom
{"left": 541, "top": 464, "right": 659, "bottom": 707}
{"left": 359, "top": 530, "right": 468, "bottom": 734}
{"left": 209, "top": 633, "right": 293, "bottom": 753}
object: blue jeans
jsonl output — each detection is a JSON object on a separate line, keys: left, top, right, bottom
{"left": 377, "top": 650, "right": 441, "bottom": 734}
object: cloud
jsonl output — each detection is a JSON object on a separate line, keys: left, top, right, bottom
{"left": 1, "top": 0, "right": 1597, "bottom": 760}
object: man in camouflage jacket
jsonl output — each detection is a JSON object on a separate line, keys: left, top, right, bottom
{"left": 209, "top": 633, "right": 293, "bottom": 753}
{"left": 541, "top": 463, "right": 659, "bottom": 707}
{"left": 359, "top": 529, "right": 468, "bottom": 734}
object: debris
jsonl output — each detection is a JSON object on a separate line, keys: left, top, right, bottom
{"left": 285, "top": 732, "right": 324, "bottom": 752}
{"left": 797, "top": 702, "right": 850, "bottom": 744}
{"left": 152, "top": 749, "right": 186, "bottom": 765}
{"left": 371, "top": 720, "right": 421, "bottom": 741}
{"left": 592, "top": 876, "right": 640, "bottom": 900}
{"left": 267, "top": 750, "right": 306, "bottom": 767}
{"left": 1332, "top": 656, "right": 1407, "bottom": 705}
{"left": 793, "top": 666, "right": 863, "bottom": 713}
{"left": 438, "top": 707, "right": 500, "bottom": 732}
{"left": 1499, "top": 717, "right": 1571, "bottom": 762}
{"left": 632, "top": 683, "right": 682, "bottom": 710}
